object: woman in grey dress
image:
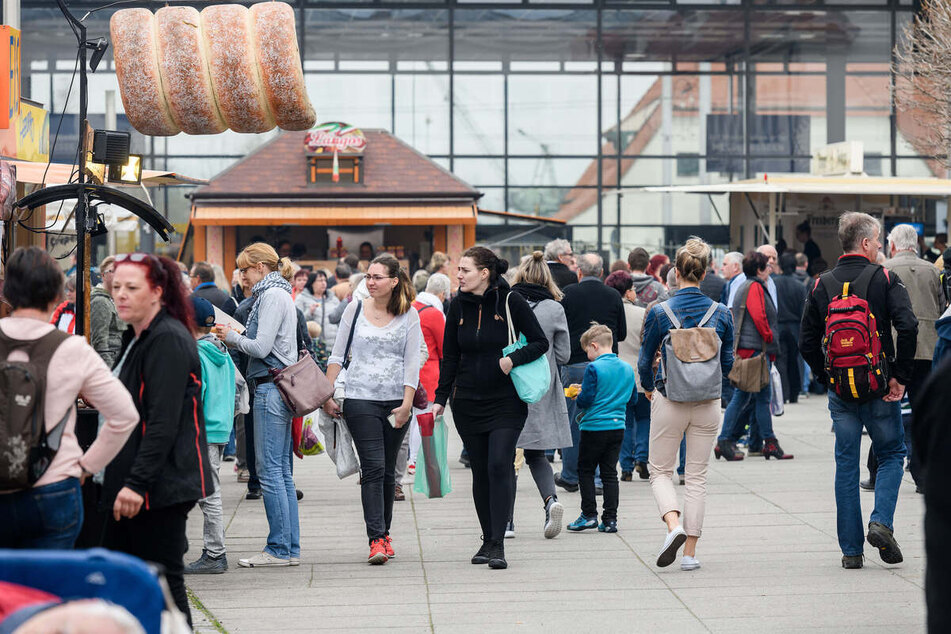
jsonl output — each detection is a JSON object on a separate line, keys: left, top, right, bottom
{"left": 508, "top": 251, "right": 572, "bottom": 539}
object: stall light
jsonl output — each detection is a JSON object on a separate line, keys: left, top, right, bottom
{"left": 108, "top": 154, "right": 142, "bottom": 185}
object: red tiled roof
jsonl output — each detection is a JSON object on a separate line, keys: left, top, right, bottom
{"left": 556, "top": 74, "right": 941, "bottom": 222}
{"left": 193, "top": 129, "right": 480, "bottom": 200}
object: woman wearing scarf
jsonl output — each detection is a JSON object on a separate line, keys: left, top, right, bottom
{"left": 508, "top": 252, "right": 571, "bottom": 540}
{"left": 217, "top": 243, "right": 300, "bottom": 568}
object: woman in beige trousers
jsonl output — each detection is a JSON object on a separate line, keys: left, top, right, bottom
{"left": 637, "top": 238, "right": 735, "bottom": 571}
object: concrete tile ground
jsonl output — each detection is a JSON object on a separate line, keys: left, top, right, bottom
{"left": 186, "top": 395, "right": 926, "bottom": 633}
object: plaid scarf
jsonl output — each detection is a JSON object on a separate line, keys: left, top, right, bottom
{"left": 247, "top": 271, "right": 293, "bottom": 327}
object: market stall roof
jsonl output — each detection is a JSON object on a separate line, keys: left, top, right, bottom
{"left": 12, "top": 160, "right": 207, "bottom": 187}
{"left": 192, "top": 203, "right": 477, "bottom": 226}
{"left": 633, "top": 175, "right": 951, "bottom": 198}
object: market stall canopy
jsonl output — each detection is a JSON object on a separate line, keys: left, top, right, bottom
{"left": 190, "top": 129, "right": 480, "bottom": 226}
{"left": 634, "top": 175, "right": 951, "bottom": 198}
{"left": 11, "top": 160, "right": 207, "bottom": 187}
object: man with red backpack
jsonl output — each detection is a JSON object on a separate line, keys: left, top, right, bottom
{"left": 800, "top": 211, "right": 918, "bottom": 570}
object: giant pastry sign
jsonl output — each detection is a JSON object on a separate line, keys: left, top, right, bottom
{"left": 110, "top": 2, "right": 315, "bottom": 136}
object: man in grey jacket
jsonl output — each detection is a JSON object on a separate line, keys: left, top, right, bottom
{"left": 862, "top": 224, "right": 944, "bottom": 492}
{"left": 90, "top": 255, "right": 124, "bottom": 367}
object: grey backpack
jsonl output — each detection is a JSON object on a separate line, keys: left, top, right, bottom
{"left": 0, "top": 328, "right": 72, "bottom": 489}
{"left": 658, "top": 302, "right": 723, "bottom": 403}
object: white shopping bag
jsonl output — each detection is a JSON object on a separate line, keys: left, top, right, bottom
{"left": 316, "top": 405, "right": 359, "bottom": 479}
{"left": 769, "top": 365, "right": 784, "bottom": 417}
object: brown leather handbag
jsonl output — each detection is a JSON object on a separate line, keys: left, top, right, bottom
{"left": 727, "top": 282, "right": 770, "bottom": 393}
{"left": 271, "top": 350, "right": 335, "bottom": 416}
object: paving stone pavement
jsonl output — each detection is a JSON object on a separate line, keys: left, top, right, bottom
{"left": 185, "top": 394, "right": 925, "bottom": 633}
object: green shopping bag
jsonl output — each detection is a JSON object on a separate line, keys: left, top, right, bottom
{"left": 413, "top": 413, "right": 452, "bottom": 498}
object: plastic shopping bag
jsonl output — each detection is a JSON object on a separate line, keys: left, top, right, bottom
{"left": 413, "top": 413, "right": 452, "bottom": 498}
{"left": 298, "top": 411, "right": 325, "bottom": 457}
{"left": 769, "top": 364, "right": 784, "bottom": 417}
{"left": 316, "top": 406, "right": 359, "bottom": 479}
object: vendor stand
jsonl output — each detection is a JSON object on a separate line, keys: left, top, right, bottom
{"left": 183, "top": 125, "right": 481, "bottom": 274}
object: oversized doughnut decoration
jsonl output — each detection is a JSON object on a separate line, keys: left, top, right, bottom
{"left": 109, "top": 2, "right": 316, "bottom": 136}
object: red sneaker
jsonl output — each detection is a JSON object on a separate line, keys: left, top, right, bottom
{"left": 368, "top": 538, "right": 389, "bottom": 565}
{"left": 384, "top": 535, "right": 395, "bottom": 559}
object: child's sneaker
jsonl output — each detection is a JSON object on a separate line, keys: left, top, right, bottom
{"left": 567, "top": 514, "right": 598, "bottom": 532}
{"left": 598, "top": 519, "right": 618, "bottom": 533}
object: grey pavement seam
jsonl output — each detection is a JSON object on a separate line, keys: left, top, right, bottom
{"left": 408, "top": 485, "right": 436, "bottom": 633}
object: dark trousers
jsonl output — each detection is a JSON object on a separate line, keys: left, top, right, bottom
{"left": 460, "top": 427, "right": 522, "bottom": 542}
{"left": 344, "top": 399, "right": 408, "bottom": 541}
{"left": 578, "top": 429, "right": 625, "bottom": 522}
{"left": 509, "top": 449, "right": 557, "bottom": 521}
{"left": 866, "top": 359, "right": 931, "bottom": 487}
{"left": 244, "top": 390, "right": 261, "bottom": 493}
{"left": 103, "top": 501, "right": 195, "bottom": 627}
{"left": 777, "top": 322, "right": 802, "bottom": 404}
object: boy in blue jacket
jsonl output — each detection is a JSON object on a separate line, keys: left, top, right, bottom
{"left": 567, "top": 324, "right": 635, "bottom": 533}
{"left": 185, "top": 297, "right": 238, "bottom": 575}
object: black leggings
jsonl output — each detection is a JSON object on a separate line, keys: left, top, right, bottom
{"left": 510, "top": 449, "right": 557, "bottom": 521}
{"left": 460, "top": 428, "right": 522, "bottom": 542}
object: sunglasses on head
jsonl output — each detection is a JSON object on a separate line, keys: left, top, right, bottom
{"left": 115, "top": 253, "right": 156, "bottom": 264}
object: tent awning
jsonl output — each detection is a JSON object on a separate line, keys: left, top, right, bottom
{"left": 11, "top": 160, "right": 207, "bottom": 187}
{"left": 191, "top": 203, "right": 478, "bottom": 226}
{"left": 633, "top": 175, "right": 951, "bottom": 198}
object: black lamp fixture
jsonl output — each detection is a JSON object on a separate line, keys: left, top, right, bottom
{"left": 84, "top": 37, "right": 108, "bottom": 73}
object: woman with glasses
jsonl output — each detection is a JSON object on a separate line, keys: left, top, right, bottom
{"left": 216, "top": 243, "right": 300, "bottom": 568}
{"left": 102, "top": 252, "right": 214, "bottom": 627}
{"left": 295, "top": 269, "right": 340, "bottom": 348}
{"left": 323, "top": 254, "right": 421, "bottom": 565}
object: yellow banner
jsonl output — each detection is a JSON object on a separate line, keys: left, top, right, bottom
{"left": 16, "top": 101, "right": 48, "bottom": 162}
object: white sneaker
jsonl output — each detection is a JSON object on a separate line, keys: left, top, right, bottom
{"left": 289, "top": 557, "right": 300, "bottom": 566}
{"left": 681, "top": 555, "right": 701, "bottom": 571}
{"left": 238, "top": 552, "right": 291, "bottom": 568}
{"left": 504, "top": 520, "right": 515, "bottom": 539}
{"left": 656, "top": 526, "right": 687, "bottom": 568}
{"left": 544, "top": 499, "right": 564, "bottom": 539}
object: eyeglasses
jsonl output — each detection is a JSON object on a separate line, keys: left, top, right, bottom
{"left": 115, "top": 253, "right": 154, "bottom": 263}
{"left": 367, "top": 275, "right": 394, "bottom": 282}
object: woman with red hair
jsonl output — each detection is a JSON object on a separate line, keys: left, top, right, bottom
{"left": 647, "top": 254, "right": 670, "bottom": 283}
{"left": 101, "top": 253, "right": 213, "bottom": 628}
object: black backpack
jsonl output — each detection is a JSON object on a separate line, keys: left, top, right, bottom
{"left": 0, "top": 328, "right": 73, "bottom": 489}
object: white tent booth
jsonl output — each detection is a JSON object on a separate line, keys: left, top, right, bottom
{"left": 637, "top": 174, "right": 951, "bottom": 260}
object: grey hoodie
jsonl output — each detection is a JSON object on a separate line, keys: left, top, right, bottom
{"left": 630, "top": 273, "right": 668, "bottom": 308}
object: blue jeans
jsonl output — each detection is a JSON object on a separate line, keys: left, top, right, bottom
{"left": 560, "top": 362, "right": 589, "bottom": 485}
{"left": 719, "top": 367, "right": 774, "bottom": 441}
{"left": 253, "top": 382, "right": 300, "bottom": 559}
{"left": 621, "top": 394, "right": 651, "bottom": 471}
{"left": 0, "top": 478, "right": 83, "bottom": 549}
{"left": 224, "top": 427, "right": 236, "bottom": 457}
{"left": 829, "top": 393, "right": 905, "bottom": 556}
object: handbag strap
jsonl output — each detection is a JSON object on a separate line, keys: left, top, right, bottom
{"left": 342, "top": 300, "right": 362, "bottom": 369}
{"left": 504, "top": 292, "right": 516, "bottom": 346}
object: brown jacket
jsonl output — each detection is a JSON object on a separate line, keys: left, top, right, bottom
{"left": 884, "top": 250, "right": 944, "bottom": 361}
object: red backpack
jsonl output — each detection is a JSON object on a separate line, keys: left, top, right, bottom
{"left": 820, "top": 265, "right": 887, "bottom": 402}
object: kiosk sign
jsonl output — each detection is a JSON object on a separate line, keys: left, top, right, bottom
{"left": 304, "top": 122, "right": 367, "bottom": 155}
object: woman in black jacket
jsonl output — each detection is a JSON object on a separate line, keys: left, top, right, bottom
{"left": 433, "top": 246, "right": 548, "bottom": 569}
{"left": 104, "top": 253, "right": 213, "bottom": 627}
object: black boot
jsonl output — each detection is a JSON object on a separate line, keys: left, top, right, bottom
{"left": 714, "top": 438, "right": 744, "bottom": 461}
{"left": 487, "top": 539, "right": 507, "bottom": 569}
{"left": 471, "top": 538, "right": 492, "bottom": 565}
{"left": 763, "top": 438, "right": 794, "bottom": 460}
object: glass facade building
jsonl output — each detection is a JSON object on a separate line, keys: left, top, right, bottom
{"left": 18, "top": 0, "right": 933, "bottom": 257}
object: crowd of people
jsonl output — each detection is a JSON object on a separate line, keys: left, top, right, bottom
{"left": 4, "top": 212, "right": 951, "bottom": 629}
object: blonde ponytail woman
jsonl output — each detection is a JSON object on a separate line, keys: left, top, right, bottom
{"left": 323, "top": 254, "right": 423, "bottom": 565}
{"left": 216, "top": 243, "right": 300, "bottom": 568}
{"left": 637, "top": 238, "right": 735, "bottom": 572}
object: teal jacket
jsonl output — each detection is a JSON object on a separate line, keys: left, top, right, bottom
{"left": 197, "top": 336, "right": 237, "bottom": 444}
{"left": 576, "top": 353, "right": 635, "bottom": 431}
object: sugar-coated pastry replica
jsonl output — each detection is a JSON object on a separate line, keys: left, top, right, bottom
{"left": 109, "top": 9, "right": 180, "bottom": 136}
{"left": 154, "top": 6, "right": 227, "bottom": 135}
{"left": 200, "top": 4, "right": 276, "bottom": 134}
{"left": 110, "top": 2, "right": 315, "bottom": 136}
{"left": 249, "top": 2, "right": 316, "bottom": 132}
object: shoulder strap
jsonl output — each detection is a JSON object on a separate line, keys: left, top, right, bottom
{"left": 851, "top": 264, "right": 882, "bottom": 301}
{"left": 504, "top": 292, "right": 516, "bottom": 346}
{"left": 417, "top": 305, "right": 432, "bottom": 315}
{"left": 731, "top": 281, "right": 751, "bottom": 352}
{"left": 0, "top": 328, "right": 70, "bottom": 367}
{"left": 820, "top": 271, "right": 844, "bottom": 300}
{"left": 659, "top": 302, "right": 681, "bottom": 330}
{"left": 697, "top": 302, "right": 719, "bottom": 328}
{"left": 342, "top": 300, "right": 362, "bottom": 369}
